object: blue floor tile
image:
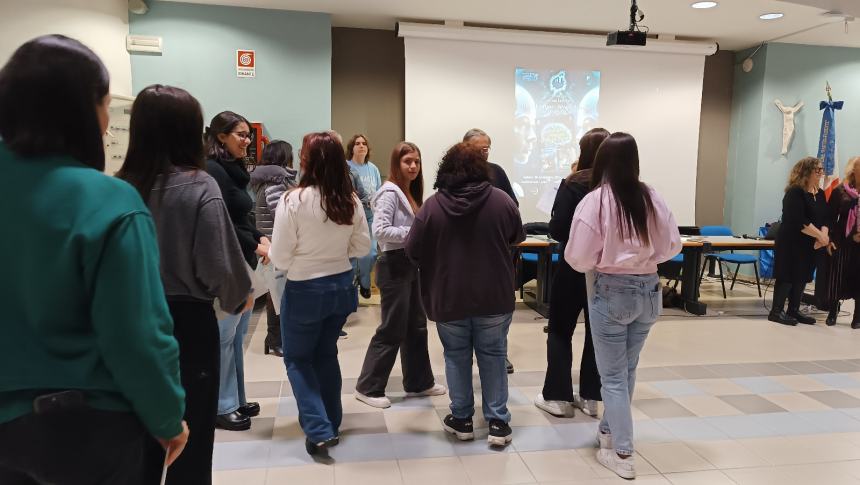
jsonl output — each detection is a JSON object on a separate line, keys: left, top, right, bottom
{"left": 553, "top": 422, "right": 599, "bottom": 449}
{"left": 213, "top": 440, "right": 272, "bottom": 471}
{"left": 655, "top": 417, "right": 728, "bottom": 441}
{"left": 390, "top": 431, "right": 457, "bottom": 459}
{"left": 633, "top": 420, "right": 676, "bottom": 443}
{"left": 704, "top": 415, "right": 783, "bottom": 439}
{"left": 509, "top": 425, "right": 569, "bottom": 452}
{"left": 649, "top": 380, "right": 705, "bottom": 397}
{"left": 326, "top": 433, "right": 396, "bottom": 463}
{"left": 507, "top": 387, "right": 533, "bottom": 407}
{"left": 267, "top": 439, "right": 318, "bottom": 467}
{"left": 446, "top": 431, "right": 514, "bottom": 455}
{"left": 796, "top": 410, "right": 860, "bottom": 433}
{"left": 753, "top": 412, "right": 823, "bottom": 436}
{"left": 809, "top": 373, "right": 860, "bottom": 389}
{"left": 731, "top": 377, "right": 791, "bottom": 394}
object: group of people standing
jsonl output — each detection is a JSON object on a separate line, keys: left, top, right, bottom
{"left": 771, "top": 156, "right": 860, "bottom": 328}
{"left": 0, "top": 34, "right": 687, "bottom": 484}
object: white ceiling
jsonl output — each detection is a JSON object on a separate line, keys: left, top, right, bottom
{"left": 163, "top": 0, "right": 860, "bottom": 51}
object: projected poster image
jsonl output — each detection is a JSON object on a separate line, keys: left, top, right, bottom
{"left": 513, "top": 68, "right": 600, "bottom": 213}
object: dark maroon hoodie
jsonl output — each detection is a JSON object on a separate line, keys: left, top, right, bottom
{"left": 405, "top": 182, "right": 525, "bottom": 322}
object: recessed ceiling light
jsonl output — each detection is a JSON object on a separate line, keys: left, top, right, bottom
{"left": 691, "top": 2, "right": 718, "bottom": 9}
{"left": 760, "top": 12, "right": 784, "bottom": 20}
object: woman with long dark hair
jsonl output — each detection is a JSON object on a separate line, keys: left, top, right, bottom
{"left": 117, "top": 85, "right": 253, "bottom": 484}
{"left": 354, "top": 142, "right": 446, "bottom": 409}
{"left": 250, "top": 140, "right": 298, "bottom": 357}
{"left": 536, "top": 127, "right": 609, "bottom": 419}
{"left": 269, "top": 131, "right": 370, "bottom": 456}
{"left": 205, "top": 111, "right": 270, "bottom": 431}
{"left": 770, "top": 157, "right": 830, "bottom": 326}
{"left": 0, "top": 36, "right": 187, "bottom": 483}
{"left": 566, "top": 133, "right": 681, "bottom": 480}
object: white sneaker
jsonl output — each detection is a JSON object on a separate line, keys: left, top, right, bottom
{"left": 573, "top": 394, "right": 599, "bottom": 417}
{"left": 354, "top": 392, "right": 391, "bottom": 409}
{"left": 534, "top": 393, "right": 575, "bottom": 417}
{"left": 596, "top": 448, "right": 635, "bottom": 480}
{"left": 406, "top": 383, "right": 447, "bottom": 397}
{"left": 597, "top": 430, "right": 612, "bottom": 449}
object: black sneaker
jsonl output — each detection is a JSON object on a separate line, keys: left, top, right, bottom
{"left": 506, "top": 358, "right": 514, "bottom": 374}
{"left": 359, "top": 286, "right": 371, "bottom": 299}
{"left": 339, "top": 330, "right": 348, "bottom": 339}
{"left": 442, "top": 414, "right": 474, "bottom": 441}
{"left": 488, "top": 419, "right": 512, "bottom": 446}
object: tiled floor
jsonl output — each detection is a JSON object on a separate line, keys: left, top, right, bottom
{"left": 217, "top": 280, "right": 860, "bottom": 484}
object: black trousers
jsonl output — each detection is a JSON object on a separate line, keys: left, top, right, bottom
{"left": 356, "top": 249, "right": 435, "bottom": 397}
{"left": 542, "top": 261, "right": 602, "bottom": 402}
{"left": 147, "top": 300, "right": 220, "bottom": 485}
{"left": 265, "top": 293, "right": 283, "bottom": 349}
{"left": 0, "top": 408, "right": 152, "bottom": 484}
{"left": 772, "top": 279, "right": 807, "bottom": 314}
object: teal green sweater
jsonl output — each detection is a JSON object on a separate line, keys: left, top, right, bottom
{"left": 0, "top": 144, "right": 185, "bottom": 440}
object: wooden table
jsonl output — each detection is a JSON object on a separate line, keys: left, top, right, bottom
{"left": 678, "top": 236, "right": 775, "bottom": 315}
{"left": 516, "top": 237, "right": 557, "bottom": 318}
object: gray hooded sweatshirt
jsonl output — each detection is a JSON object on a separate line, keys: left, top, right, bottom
{"left": 371, "top": 181, "right": 416, "bottom": 252}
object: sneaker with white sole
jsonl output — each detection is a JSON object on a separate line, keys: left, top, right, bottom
{"left": 406, "top": 383, "right": 447, "bottom": 397}
{"left": 487, "top": 419, "right": 513, "bottom": 447}
{"left": 534, "top": 393, "right": 575, "bottom": 417}
{"left": 597, "top": 430, "right": 612, "bottom": 449}
{"left": 596, "top": 448, "right": 635, "bottom": 480}
{"left": 573, "top": 394, "right": 599, "bottom": 417}
{"left": 442, "top": 414, "right": 474, "bottom": 441}
{"left": 354, "top": 392, "right": 391, "bottom": 409}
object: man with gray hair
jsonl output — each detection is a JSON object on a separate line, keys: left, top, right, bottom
{"left": 463, "top": 129, "right": 519, "bottom": 207}
{"left": 463, "top": 129, "right": 519, "bottom": 374}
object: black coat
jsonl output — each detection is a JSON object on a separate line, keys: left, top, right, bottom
{"left": 774, "top": 186, "right": 829, "bottom": 283}
{"left": 206, "top": 158, "right": 264, "bottom": 268}
{"left": 489, "top": 162, "right": 518, "bottom": 207}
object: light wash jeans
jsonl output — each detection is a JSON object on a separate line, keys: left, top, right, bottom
{"left": 217, "top": 309, "right": 253, "bottom": 415}
{"left": 588, "top": 272, "right": 661, "bottom": 455}
{"left": 436, "top": 313, "right": 513, "bottom": 423}
{"left": 351, "top": 212, "right": 377, "bottom": 290}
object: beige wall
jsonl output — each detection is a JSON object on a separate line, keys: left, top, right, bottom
{"left": 695, "top": 50, "right": 734, "bottom": 227}
{"left": 331, "top": 27, "right": 405, "bottom": 179}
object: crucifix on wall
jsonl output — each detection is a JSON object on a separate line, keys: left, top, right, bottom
{"left": 774, "top": 99, "right": 804, "bottom": 156}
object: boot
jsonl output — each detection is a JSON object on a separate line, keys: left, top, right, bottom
{"left": 826, "top": 302, "right": 840, "bottom": 326}
{"left": 786, "top": 282, "right": 815, "bottom": 325}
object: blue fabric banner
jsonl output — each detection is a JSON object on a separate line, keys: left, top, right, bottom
{"left": 818, "top": 100, "right": 844, "bottom": 176}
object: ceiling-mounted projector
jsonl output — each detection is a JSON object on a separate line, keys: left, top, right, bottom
{"left": 607, "top": 30, "right": 646, "bottom": 46}
{"left": 607, "top": 0, "right": 647, "bottom": 46}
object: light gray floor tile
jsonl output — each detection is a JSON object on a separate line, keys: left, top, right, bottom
{"left": 391, "top": 431, "right": 458, "bottom": 459}
{"left": 718, "top": 394, "right": 787, "bottom": 414}
{"left": 215, "top": 417, "right": 275, "bottom": 443}
{"left": 804, "top": 390, "right": 860, "bottom": 409}
{"left": 634, "top": 398, "right": 696, "bottom": 419}
{"left": 245, "top": 380, "right": 282, "bottom": 399}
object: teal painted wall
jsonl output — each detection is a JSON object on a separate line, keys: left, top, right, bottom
{"left": 129, "top": 1, "right": 331, "bottom": 147}
{"left": 725, "top": 42, "right": 860, "bottom": 235}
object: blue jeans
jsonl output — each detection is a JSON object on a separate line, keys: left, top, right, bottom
{"left": 352, "top": 213, "right": 377, "bottom": 289}
{"left": 281, "top": 270, "right": 357, "bottom": 443}
{"left": 589, "top": 272, "right": 661, "bottom": 455}
{"left": 436, "top": 313, "right": 513, "bottom": 423}
{"left": 217, "top": 309, "right": 253, "bottom": 415}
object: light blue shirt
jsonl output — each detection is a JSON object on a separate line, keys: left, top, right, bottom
{"left": 347, "top": 160, "right": 382, "bottom": 221}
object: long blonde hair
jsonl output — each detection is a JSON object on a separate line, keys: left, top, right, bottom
{"left": 786, "top": 157, "right": 821, "bottom": 192}
{"left": 845, "top": 157, "right": 860, "bottom": 188}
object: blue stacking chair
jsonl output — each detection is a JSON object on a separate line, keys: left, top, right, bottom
{"left": 698, "top": 225, "right": 761, "bottom": 298}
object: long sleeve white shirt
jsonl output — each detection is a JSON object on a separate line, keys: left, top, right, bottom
{"left": 269, "top": 187, "right": 371, "bottom": 281}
